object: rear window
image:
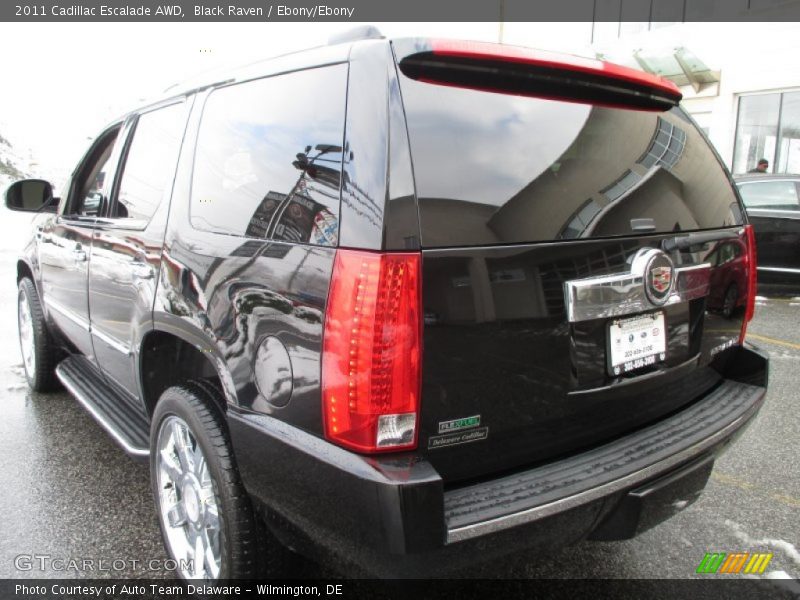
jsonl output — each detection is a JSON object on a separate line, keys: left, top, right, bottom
{"left": 397, "top": 75, "right": 743, "bottom": 248}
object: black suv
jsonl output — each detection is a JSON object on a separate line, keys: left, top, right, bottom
{"left": 7, "top": 34, "right": 768, "bottom": 579}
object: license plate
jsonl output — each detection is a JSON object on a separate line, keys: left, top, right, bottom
{"left": 608, "top": 312, "right": 666, "bottom": 375}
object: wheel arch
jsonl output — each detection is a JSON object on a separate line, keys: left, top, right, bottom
{"left": 17, "top": 259, "right": 35, "bottom": 284}
{"left": 138, "top": 322, "right": 238, "bottom": 418}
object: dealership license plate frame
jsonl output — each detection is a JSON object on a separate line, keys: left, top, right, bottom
{"left": 607, "top": 311, "right": 667, "bottom": 376}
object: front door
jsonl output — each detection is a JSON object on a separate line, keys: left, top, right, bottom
{"left": 39, "top": 126, "right": 122, "bottom": 359}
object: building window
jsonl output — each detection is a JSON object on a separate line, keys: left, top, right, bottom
{"left": 601, "top": 170, "right": 643, "bottom": 201}
{"left": 560, "top": 199, "right": 602, "bottom": 239}
{"left": 638, "top": 117, "right": 686, "bottom": 170}
{"left": 733, "top": 91, "right": 800, "bottom": 175}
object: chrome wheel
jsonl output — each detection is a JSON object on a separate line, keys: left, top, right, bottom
{"left": 156, "top": 416, "right": 222, "bottom": 580}
{"left": 18, "top": 291, "right": 35, "bottom": 380}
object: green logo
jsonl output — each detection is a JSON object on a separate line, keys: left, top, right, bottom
{"left": 696, "top": 552, "right": 773, "bottom": 574}
{"left": 438, "top": 415, "right": 480, "bottom": 434}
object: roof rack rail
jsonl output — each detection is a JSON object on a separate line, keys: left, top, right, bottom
{"left": 328, "top": 25, "right": 383, "bottom": 46}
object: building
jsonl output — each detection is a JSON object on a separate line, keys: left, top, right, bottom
{"left": 501, "top": 2, "right": 800, "bottom": 175}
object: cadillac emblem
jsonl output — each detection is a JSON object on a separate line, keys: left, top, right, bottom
{"left": 644, "top": 252, "right": 675, "bottom": 305}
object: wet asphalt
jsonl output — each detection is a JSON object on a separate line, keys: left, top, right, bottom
{"left": 0, "top": 207, "right": 797, "bottom": 589}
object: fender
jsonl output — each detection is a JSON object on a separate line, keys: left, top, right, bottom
{"left": 143, "top": 311, "right": 240, "bottom": 410}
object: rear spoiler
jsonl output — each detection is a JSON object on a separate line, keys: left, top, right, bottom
{"left": 393, "top": 38, "right": 682, "bottom": 112}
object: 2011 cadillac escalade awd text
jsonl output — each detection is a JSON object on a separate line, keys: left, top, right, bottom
{"left": 7, "top": 33, "right": 769, "bottom": 579}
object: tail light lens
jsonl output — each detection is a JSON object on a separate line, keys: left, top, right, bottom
{"left": 740, "top": 224, "right": 758, "bottom": 344}
{"left": 322, "top": 250, "right": 422, "bottom": 453}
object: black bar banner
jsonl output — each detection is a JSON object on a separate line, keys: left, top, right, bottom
{"left": 3, "top": 0, "right": 800, "bottom": 22}
{"left": 0, "top": 578, "right": 798, "bottom": 600}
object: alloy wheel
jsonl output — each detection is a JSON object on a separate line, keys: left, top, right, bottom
{"left": 18, "top": 291, "right": 35, "bottom": 381}
{"left": 155, "top": 415, "right": 222, "bottom": 579}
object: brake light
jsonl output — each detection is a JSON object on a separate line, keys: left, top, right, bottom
{"left": 740, "top": 224, "right": 758, "bottom": 344}
{"left": 322, "top": 250, "right": 422, "bottom": 453}
{"left": 431, "top": 39, "right": 681, "bottom": 98}
{"left": 397, "top": 38, "right": 682, "bottom": 111}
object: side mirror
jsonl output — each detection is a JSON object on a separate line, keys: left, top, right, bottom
{"left": 5, "top": 179, "right": 57, "bottom": 213}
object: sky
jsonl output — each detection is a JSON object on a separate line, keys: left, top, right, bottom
{"left": 1, "top": 20, "right": 788, "bottom": 186}
{"left": 0, "top": 21, "right": 610, "bottom": 182}
{"left": 0, "top": 22, "right": 506, "bottom": 183}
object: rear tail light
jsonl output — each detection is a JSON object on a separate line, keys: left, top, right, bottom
{"left": 322, "top": 250, "right": 422, "bottom": 453}
{"left": 740, "top": 224, "right": 758, "bottom": 344}
{"left": 397, "top": 38, "right": 682, "bottom": 111}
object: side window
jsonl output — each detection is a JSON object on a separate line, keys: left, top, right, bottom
{"left": 738, "top": 180, "right": 800, "bottom": 211}
{"left": 111, "top": 103, "right": 186, "bottom": 221}
{"left": 68, "top": 128, "right": 120, "bottom": 217}
{"left": 718, "top": 242, "right": 735, "bottom": 265}
{"left": 190, "top": 64, "right": 346, "bottom": 245}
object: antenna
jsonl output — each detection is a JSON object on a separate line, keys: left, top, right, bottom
{"left": 328, "top": 26, "right": 384, "bottom": 45}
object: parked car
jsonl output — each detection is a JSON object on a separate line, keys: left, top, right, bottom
{"left": 8, "top": 33, "right": 768, "bottom": 579}
{"left": 704, "top": 238, "right": 748, "bottom": 318}
{"left": 735, "top": 174, "right": 800, "bottom": 283}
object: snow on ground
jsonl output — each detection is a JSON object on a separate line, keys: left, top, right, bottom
{"left": 723, "top": 519, "right": 800, "bottom": 594}
{"left": 725, "top": 519, "right": 800, "bottom": 568}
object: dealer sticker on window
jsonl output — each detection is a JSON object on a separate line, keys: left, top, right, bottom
{"left": 608, "top": 312, "right": 666, "bottom": 375}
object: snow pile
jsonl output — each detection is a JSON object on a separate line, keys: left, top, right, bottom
{"left": 0, "top": 130, "right": 37, "bottom": 194}
{"left": 724, "top": 519, "right": 800, "bottom": 593}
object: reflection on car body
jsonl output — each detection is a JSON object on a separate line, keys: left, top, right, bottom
{"left": 704, "top": 239, "right": 747, "bottom": 318}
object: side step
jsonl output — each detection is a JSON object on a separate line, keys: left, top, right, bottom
{"left": 55, "top": 356, "right": 150, "bottom": 458}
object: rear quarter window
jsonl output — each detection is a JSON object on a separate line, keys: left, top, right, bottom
{"left": 190, "top": 64, "right": 347, "bottom": 246}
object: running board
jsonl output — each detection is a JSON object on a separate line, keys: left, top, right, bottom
{"left": 55, "top": 356, "right": 150, "bottom": 458}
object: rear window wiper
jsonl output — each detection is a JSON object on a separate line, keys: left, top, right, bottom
{"left": 661, "top": 230, "right": 739, "bottom": 252}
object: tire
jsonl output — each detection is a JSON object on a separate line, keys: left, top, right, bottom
{"left": 722, "top": 284, "right": 739, "bottom": 319}
{"left": 150, "top": 381, "right": 261, "bottom": 579}
{"left": 17, "top": 277, "right": 60, "bottom": 392}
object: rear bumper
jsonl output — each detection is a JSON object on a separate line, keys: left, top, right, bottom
{"left": 228, "top": 345, "right": 768, "bottom": 576}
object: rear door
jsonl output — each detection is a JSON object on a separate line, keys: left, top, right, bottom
{"left": 393, "top": 39, "right": 751, "bottom": 483}
{"left": 89, "top": 101, "right": 189, "bottom": 400}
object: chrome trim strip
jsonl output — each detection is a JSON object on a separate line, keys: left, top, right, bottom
{"left": 757, "top": 266, "right": 800, "bottom": 274}
{"left": 446, "top": 393, "right": 761, "bottom": 543}
{"left": 43, "top": 293, "right": 131, "bottom": 354}
{"left": 44, "top": 297, "right": 90, "bottom": 331}
{"left": 55, "top": 363, "right": 149, "bottom": 457}
{"left": 91, "top": 326, "right": 131, "bottom": 356}
{"left": 564, "top": 256, "right": 711, "bottom": 323}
